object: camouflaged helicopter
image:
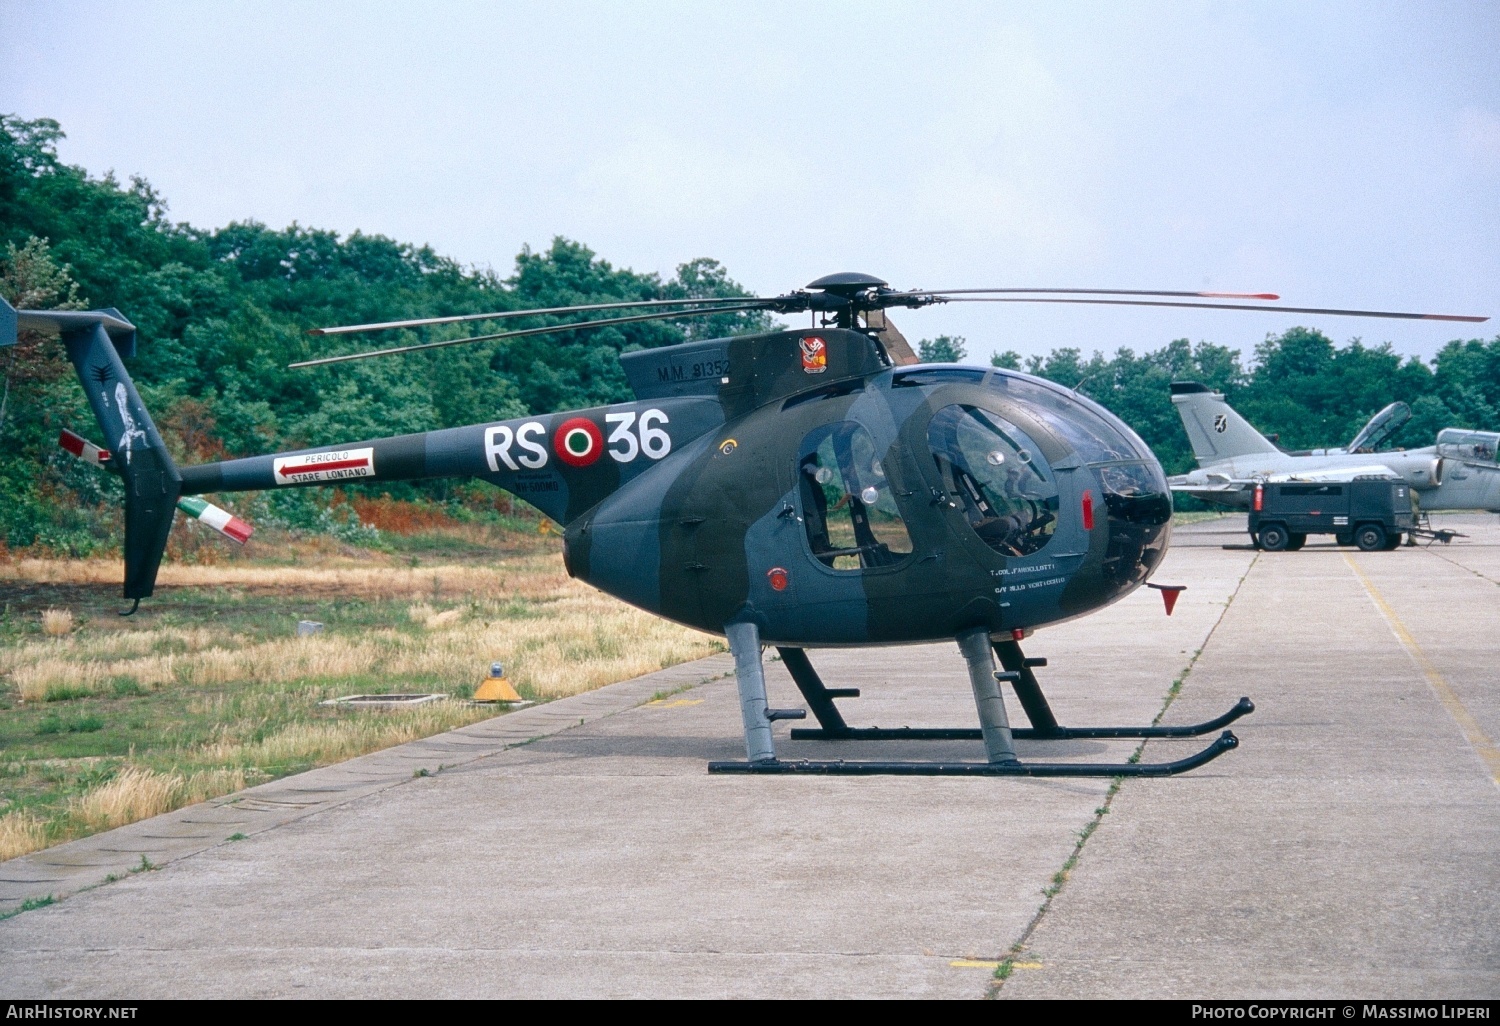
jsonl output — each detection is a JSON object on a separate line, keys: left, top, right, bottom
{"left": 3, "top": 275, "right": 1486, "bottom": 777}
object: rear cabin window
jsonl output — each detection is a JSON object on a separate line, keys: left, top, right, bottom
{"left": 798, "top": 423, "right": 913, "bottom": 571}
{"left": 927, "top": 404, "right": 1059, "bottom": 556}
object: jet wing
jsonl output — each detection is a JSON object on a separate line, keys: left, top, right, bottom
{"left": 1168, "top": 474, "right": 1253, "bottom": 506}
{"left": 1170, "top": 463, "right": 1402, "bottom": 506}
{"left": 1264, "top": 465, "right": 1400, "bottom": 483}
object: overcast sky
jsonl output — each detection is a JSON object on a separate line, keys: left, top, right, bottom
{"left": 2, "top": 1, "right": 1497, "bottom": 365}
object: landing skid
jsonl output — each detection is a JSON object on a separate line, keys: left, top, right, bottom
{"left": 708, "top": 626, "right": 1249, "bottom": 778}
{"left": 786, "top": 701, "right": 1254, "bottom": 740}
{"left": 781, "top": 643, "right": 1253, "bottom": 742}
{"left": 708, "top": 731, "right": 1238, "bottom": 776}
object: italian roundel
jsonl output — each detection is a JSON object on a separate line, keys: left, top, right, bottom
{"left": 553, "top": 417, "right": 604, "bottom": 467}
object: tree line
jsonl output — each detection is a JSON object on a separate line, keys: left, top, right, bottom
{"left": 2, "top": 115, "right": 1496, "bottom": 551}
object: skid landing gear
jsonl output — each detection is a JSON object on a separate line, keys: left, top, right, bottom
{"left": 706, "top": 625, "right": 1247, "bottom": 777}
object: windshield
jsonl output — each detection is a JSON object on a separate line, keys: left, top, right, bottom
{"left": 987, "top": 373, "right": 1144, "bottom": 463}
{"left": 927, "top": 404, "right": 1059, "bottom": 556}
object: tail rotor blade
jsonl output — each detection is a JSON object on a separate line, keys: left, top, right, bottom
{"left": 59, "top": 429, "right": 112, "bottom": 468}
{"left": 177, "top": 497, "right": 253, "bottom": 545}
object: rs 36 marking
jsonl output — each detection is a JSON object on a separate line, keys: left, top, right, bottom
{"left": 485, "top": 410, "right": 671, "bottom": 472}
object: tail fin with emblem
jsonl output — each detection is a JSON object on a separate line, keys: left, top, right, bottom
{"left": 2, "top": 296, "right": 180, "bottom": 609}
{"left": 1169, "top": 382, "right": 1280, "bottom": 466}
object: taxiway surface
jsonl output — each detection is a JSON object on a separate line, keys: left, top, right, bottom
{"left": 2, "top": 516, "right": 1496, "bottom": 998}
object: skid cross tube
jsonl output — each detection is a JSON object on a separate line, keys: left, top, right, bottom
{"left": 709, "top": 731, "right": 1240, "bottom": 776}
{"left": 780, "top": 643, "right": 1255, "bottom": 741}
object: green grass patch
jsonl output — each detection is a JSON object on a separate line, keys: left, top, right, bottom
{"left": 0, "top": 894, "right": 55, "bottom": 921}
{"left": 43, "top": 685, "right": 92, "bottom": 703}
{"left": 35, "top": 713, "right": 105, "bottom": 735}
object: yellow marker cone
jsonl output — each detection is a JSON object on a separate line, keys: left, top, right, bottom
{"left": 474, "top": 662, "right": 523, "bottom": 703}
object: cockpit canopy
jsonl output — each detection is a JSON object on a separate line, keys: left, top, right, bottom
{"left": 892, "top": 365, "right": 1151, "bottom": 465}
{"left": 1436, "top": 428, "right": 1500, "bottom": 464}
{"left": 1349, "top": 402, "right": 1411, "bottom": 453}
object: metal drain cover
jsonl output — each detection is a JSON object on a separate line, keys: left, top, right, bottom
{"left": 320, "top": 694, "right": 448, "bottom": 708}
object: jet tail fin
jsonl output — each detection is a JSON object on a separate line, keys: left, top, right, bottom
{"left": 1169, "top": 382, "right": 1280, "bottom": 465}
{"left": 4, "top": 296, "right": 180, "bottom": 603}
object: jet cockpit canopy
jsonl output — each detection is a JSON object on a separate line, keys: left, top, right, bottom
{"left": 1348, "top": 402, "right": 1411, "bottom": 453}
{"left": 1436, "top": 428, "right": 1500, "bottom": 465}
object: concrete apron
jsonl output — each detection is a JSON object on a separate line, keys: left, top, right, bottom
{"left": 1001, "top": 516, "right": 1500, "bottom": 1000}
{"left": 1, "top": 540, "right": 1248, "bottom": 998}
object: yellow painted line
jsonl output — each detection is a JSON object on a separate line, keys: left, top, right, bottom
{"left": 645, "top": 698, "right": 703, "bottom": 709}
{"left": 948, "top": 959, "right": 1043, "bottom": 970}
{"left": 1344, "top": 553, "right": 1500, "bottom": 790}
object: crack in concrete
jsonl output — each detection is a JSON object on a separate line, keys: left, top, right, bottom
{"left": 985, "top": 552, "right": 1258, "bottom": 999}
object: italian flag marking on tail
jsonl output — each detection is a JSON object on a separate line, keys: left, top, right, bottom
{"left": 177, "top": 497, "right": 254, "bottom": 544}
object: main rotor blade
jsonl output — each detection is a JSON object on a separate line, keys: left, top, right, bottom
{"left": 309, "top": 295, "right": 768, "bottom": 336}
{"left": 886, "top": 288, "right": 1281, "bottom": 301}
{"left": 943, "top": 297, "right": 1488, "bottom": 322}
{"left": 290, "top": 303, "right": 772, "bottom": 368}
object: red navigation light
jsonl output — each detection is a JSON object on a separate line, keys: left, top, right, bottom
{"left": 767, "top": 567, "right": 789, "bottom": 592}
{"left": 1082, "top": 490, "right": 1095, "bottom": 530}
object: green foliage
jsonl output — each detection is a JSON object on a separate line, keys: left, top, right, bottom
{"left": 0, "top": 116, "right": 769, "bottom": 549}
{"left": 918, "top": 334, "right": 967, "bottom": 363}
{"left": 3, "top": 113, "right": 1495, "bottom": 547}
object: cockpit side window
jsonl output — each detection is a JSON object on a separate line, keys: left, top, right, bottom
{"left": 798, "top": 423, "right": 913, "bottom": 571}
{"left": 927, "top": 404, "right": 1060, "bottom": 556}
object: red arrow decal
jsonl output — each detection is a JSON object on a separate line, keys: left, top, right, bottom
{"left": 278, "top": 457, "right": 369, "bottom": 477}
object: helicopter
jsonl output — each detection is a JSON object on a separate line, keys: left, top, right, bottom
{"left": 1, "top": 275, "right": 1486, "bottom": 778}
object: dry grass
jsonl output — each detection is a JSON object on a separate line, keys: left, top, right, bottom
{"left": 201, "top": 704, "right": 487, "bottom": 767}
{"left": 0, "top": 810, "right": 49, "bottom": 862}
{"left": 67, "top": 767, "right": 246, "bottom": 832}
{"left": 7, "top": 559, "right": 721, "bottom": 704}
{"left": 1, "top": 546, "right": 725, "bottom": 862}
{"left": 1, "top": 555, "right": 571, "bottom": 600}
{"left": 406, "top": 602, "right": 463, "bottom": 630}
{"left": 40, "top": 608, "right": 73, "bottom": 637}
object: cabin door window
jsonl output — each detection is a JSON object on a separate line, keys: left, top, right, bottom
{"left": 797, "top": 422, "right": 913, "bottom": 571}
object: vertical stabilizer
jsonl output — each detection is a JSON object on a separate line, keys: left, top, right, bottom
{"left": 3, "top": 296, "right": 180, "bottom": 603}
{"left": 1170, "top": 382, "right": 1280, "bottom": 465}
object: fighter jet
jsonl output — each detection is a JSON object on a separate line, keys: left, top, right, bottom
{"left": 1167, "top": 383, "right": 1500, "bottom": 512}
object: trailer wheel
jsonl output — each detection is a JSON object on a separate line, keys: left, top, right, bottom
{"left": 1258, "top": 524, "right": 1290, "bottom": 551}
{"left": 1355, "top": 524, "right": 1387, "bottom": 551}
{"left": 1286, "top": 533, "right": 1307, "bottom": 551}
